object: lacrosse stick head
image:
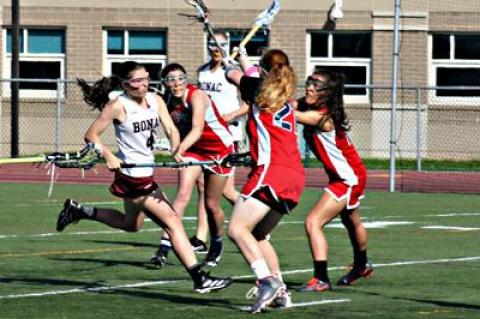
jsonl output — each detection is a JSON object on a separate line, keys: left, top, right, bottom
{"left": 184, "top": 0, "right": 209, "bottom": 22}
{"left": 51, "top": 143, "right": 102, "bottom": 169}
{"left": 221, "top": 152, "right": 253, "bottom": 168}
{"left": 255, "top": 0, "right": 281, "bottom": 27}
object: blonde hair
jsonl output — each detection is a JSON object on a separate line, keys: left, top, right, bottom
{"left": 255, "top": 49, "right": 297, "bottom": 113}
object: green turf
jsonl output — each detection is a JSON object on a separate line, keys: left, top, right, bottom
{"left": 0, "top": 182, "right": 479, "bottom": 318}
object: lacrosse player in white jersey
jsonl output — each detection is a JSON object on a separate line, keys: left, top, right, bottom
{"left": 55, "top": 61, "right": 232, "bottom": 293}
{"left": 188, "top": 32, "right": 249, "bottom": 251}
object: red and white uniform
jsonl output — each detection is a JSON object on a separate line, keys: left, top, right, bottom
{"left": 165, "top": 84, "right": 234, "bottom": 175}
{"left": 198, "top": 63, "right": 244, "bottom": 142}
{"left": 303, "top": 106, "right": 367, "bottom": 209}
{"left": 239, "top": 77, "right": 305, "bottom": 212}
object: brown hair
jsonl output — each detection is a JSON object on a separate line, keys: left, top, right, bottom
{"left": 77, "top": 61, "right": 145, "bottom": 111}
{"left": 255, "top": 49, "right": 297, "bottom": 113}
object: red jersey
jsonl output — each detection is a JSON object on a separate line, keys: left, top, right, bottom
{"left": 300, "top": 103, "right": 366, "bottom": 187}
{"left": 165, "top": 84, "right": 233, "bottom": 158}
{"left": 239, "top": 76, "right": 304, "bottom": 208}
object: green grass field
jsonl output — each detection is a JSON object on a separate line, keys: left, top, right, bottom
{"left": 0, "top": 182, "right": 479, "bottom": 318}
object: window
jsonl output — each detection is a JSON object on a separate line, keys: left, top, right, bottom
{"left": 3, "top": 28, "right": 65, "bottom": 97}
{"left": 104, "top": 29, "right": 167, "bottom": 82}
{"left": 430, "top": 33, "right": 480, "bottom": 100}
{"left": 308, "top": 31, "right": 371, "bottom": 102}
{"left": 204, "top": 29, "right": 269, "bottom": 64}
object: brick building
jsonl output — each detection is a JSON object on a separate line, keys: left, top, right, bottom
{"left": 1, "top": 0, "right": 479, "bottom": 160}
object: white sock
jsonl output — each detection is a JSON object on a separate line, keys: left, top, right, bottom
{"left": 273, "top": 271, "right": 284, "bottom": 284}
{"left": 82, "top": 205, "right": 96, "bottom": 217}
{"left": 251, "top": 259, "right": 271, "bottom": 280}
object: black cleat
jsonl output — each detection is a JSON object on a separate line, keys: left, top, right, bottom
{"left": 337, "top": 262, "right": 374, "bottom": 285}
{"left": 56, "top": 199, "right": 86, "bottom": 232}
{"left": 150, "top": 248, "right": 168, "bottom": 267}
{"left": 203, "top": 245, "right": 222, "bottom": 267}
{"left": 189, "top": 236, "right": 208, "bottom": 253}
{"left": 194, "top": 272, "right": 233, "bottom": 293}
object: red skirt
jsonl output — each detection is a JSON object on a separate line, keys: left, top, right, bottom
{"left": 109, "top": 171, "right": 158, "bottom": 198}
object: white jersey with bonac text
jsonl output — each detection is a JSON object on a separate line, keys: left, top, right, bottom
{"left": 115, "top": 92, "right": 160, "bottom": 177}
{"left": 198, "top": 63, "right": 244, "bottom": 141}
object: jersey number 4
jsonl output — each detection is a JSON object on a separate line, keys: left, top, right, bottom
{"left": 146, "top": 131, "right": 156, "bottom": 150}
{"left": 273, "top": 107, "right": 293, "bottom": 132}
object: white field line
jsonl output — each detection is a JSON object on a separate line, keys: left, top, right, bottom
{"left": 1, "top": 256, "right": 479, "bottom": 300}
{"left": 422, "top": 226, "right": 480, "bottom": 231}
{"left": 238, "top": 299, "right": 351, "bottom": 311}
{"left": 0, "top": 220, "right": 414, "bottom": 239}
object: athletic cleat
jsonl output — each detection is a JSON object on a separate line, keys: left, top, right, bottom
{"left": 203, "top": 246, "right": 222, "bottom": 267}
{"left": 194, "top": 272, "right": 233, "bottom": 293}
{"left": 298, "top": 277, "right": 332, "bottom": 292}
{"left": 269, "top": 285, "right": 292, "bottom": 308}
{"left": 56, "top": 198, "right": 86, "bottom": 232}
{"left": 249, "top": 276, "right": 283, "bottom": 313}
{"left": 149, "top": 249, "right": 168, "bottom": 267}
{"left": 337, "top": 262, "right": 374, "bottom": 285}
{"left": 190, "top": 236, "right": 208, "bottom": 253}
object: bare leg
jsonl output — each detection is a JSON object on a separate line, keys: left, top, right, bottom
{"left": 340, "top": 208, "right": 368, "bottom": 252}
{"left": 222, "top": 172, "right": 239, "bottom": 205}
{"left": 228, "top": 197, "right": 271, "bottom": 264}
{"left": 203, "top": 172, "right": 227, "bottom": 237}
{"left": 195, "top": 173, "right": 209, "bottom": 242}
{"left": 133, "top": 191, "right": 198, "bottom": 268}
{"left": 304, "top": 193, "right": 346, "bottom": 261}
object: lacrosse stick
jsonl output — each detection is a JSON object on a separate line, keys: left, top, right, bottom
{"left": 120, "top": 152, "right": 252, "bottom": 169}
{"left": 229, "top": 0, "right": 281, "bottom": 60}
{"left": 0, "top": 143, "right": 102, "bottom": 169}
{"left": 183, "top": 0, "right": 227, "bottom": 58}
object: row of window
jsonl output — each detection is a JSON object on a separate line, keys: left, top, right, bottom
{"left": 3, "top": 28, "right": 480, "bottom": 99}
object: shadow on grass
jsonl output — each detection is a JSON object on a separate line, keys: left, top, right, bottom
{"left": 86, "top": 239, "right": 159, "bottom": 248}
{"left": 0, "top": 276, "right": 110, "bottom": 288}
{"left": 49, "top": 256, "right": 176, "bottom": 270}
{"left": 113, "top": 288, "right": 239, "bottom": 310}
{"left": 359, "top": 289, "right": 480, "bottom": 311}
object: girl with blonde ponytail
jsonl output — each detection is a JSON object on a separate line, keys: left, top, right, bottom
{"left": 225, "top": 49, "right": 304, "bottom": 313}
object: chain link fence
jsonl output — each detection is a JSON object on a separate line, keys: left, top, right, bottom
{"left": 1, "top": 79, "right": 479, "bottom": 192}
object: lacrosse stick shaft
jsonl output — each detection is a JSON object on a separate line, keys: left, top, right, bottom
{"left": 120, "top": 160, "right": 217, "bottom": 169}
{"left": 230, "top": 25, "right": 262, "bottom": 60}
{"left": 0, "top": 156, "right": 46, "bottom": 164}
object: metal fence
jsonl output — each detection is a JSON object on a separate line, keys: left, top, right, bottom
{"left": 1, "top": 79, "right": 479, "bottom": 190}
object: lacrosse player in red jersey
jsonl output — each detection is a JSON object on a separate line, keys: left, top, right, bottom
{"left": 150, "top": 62, "right": 234, "bottom": 269}
{"left": 293, "top": 69, "right": 373, "bottom": 292}
{"left": 226, "top": 49, "right": 305, "bottom": 313}
{"left": 55, "top": 61, "right": 232, "bottom": 293}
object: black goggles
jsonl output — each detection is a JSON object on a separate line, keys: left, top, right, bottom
{"left": 305, "top": 77, "right": 327, "bottom": 90}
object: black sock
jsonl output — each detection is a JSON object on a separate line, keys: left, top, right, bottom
{"left": 159, "top": 235, "right": 172, "bottom": 255}
{"left": 187, "top": 264, "right": 204, "bottom": 285}
{"left": 210, "top": 236, "right": 223, "bottom": 252}
{"left": 353, "top": 249, "right": 368, "bottom": 268}
{"left": 313, "top": 260, "right": 329, "bottom": 283}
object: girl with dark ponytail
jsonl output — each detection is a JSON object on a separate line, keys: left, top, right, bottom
{"left": 55, "top": 61, "right": 232, "bottom": 293}
{"left": 294, "top": 69, "right": 373, "bottom": 293}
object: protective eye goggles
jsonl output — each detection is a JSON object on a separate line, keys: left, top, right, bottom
{"left": 123, "top": 76, "right": 150, "bottom": 87}
{"left": 163, "top": 74, "right": 187, "bottom": 85}
{"left": 207, "top": 41, "right": 229, "bottom": 52}
{"left": 305, "top": 77, "right": 327, "bottom": 91}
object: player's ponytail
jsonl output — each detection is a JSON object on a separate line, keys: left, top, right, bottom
{"left": 255, "top": 49, "right": 297, "bottom": 113}
{"left": 77, "top": 60, "right": 144, "bottom": 111}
